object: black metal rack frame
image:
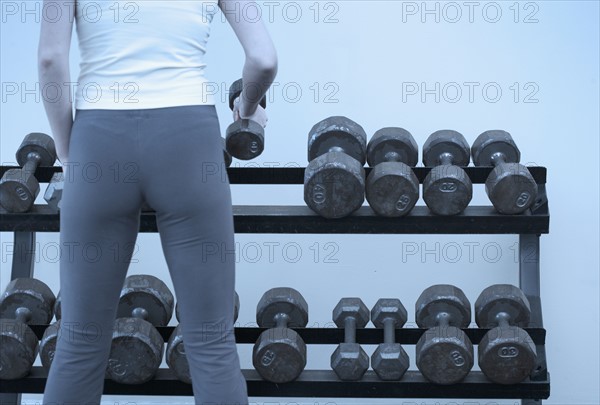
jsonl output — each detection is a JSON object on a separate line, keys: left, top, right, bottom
{"left": 0, "top": 166, "right": 550, "bottom": 405}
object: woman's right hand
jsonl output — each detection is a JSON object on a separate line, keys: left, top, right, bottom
{"left": 232, "top": 96, "right": 268, "bottom": 128}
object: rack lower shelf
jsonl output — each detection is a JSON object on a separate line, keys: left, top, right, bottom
{"left": 0, "top": 368, "right": 550, "bottom": 399}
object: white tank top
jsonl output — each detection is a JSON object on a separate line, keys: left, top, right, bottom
{"left": 74, "top": 0, "right": 219, "bottom": 109}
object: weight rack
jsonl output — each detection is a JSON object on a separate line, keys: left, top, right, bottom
{"left": 0, "top": 165, "right": 550, "bottom": 405}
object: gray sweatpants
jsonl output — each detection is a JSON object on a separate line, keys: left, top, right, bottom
{"left": 43, "top": 105, "right": 248, "bottom": 405}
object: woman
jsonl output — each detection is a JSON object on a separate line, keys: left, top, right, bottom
{"left": 38, "top": 0, "right": 277, "bottom": 403}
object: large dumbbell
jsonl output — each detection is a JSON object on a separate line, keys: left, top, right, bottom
{"left": 422, "top": 130, "right": 472, "bottom": 215}
{"left": 253, "top": 287, "right": 309, "bottom": 383}
{"left": 415, "top": 284, "right": 474, "bottom": 384}
{"left": 40, "top": 320, "right": 60, "bottom": 371}
{"left": 226, "top": 78, "right": 267, "bottom": 160}
{"left": 0, "top": 278, "right": 56, "bottom": 379}
{"left": 366, "top": 127, "right": 420, "bottom": 216}
{"left": 370, "top": 298, "right": 410, "bottom": 380}
{"left": 304, "top": 116, "right": 367, "bottom": 218}
{"left": 330, "top": 298, "right": 370, "bottom": 381}
{"left": 471, "top": 130, "right": 538, "bottom": 214}
{"left": 475, "top": 284, "right": 537, "bottom": 384}
{"left": 107, "top": 274, "right": 174, "bottom": 384}
{"left": 0, "top": 132, "right": 57, "bottom": 212}
{"left": 166, "top": 291, "right": 240, "bottom": 384}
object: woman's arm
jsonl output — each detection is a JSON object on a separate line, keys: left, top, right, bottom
{"left": 38, "top": 0, "right": 75, "bottom": 163}
{"left": 219, "top": 0, "right": 278, "bottom": 118}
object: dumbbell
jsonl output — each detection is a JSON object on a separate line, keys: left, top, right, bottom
{"left": 107, "top": 274, "right": 174, "bottom": 384}
{"left": 0, "top": 132, "right": 57, "bottom": 213}
{"left": 371, "top": 298, "right": 410, "bottom": 380}
{"left": 415, "top": 284, "right": 474, "bottom": 384}
{"left": 0, "top": 278, "right": 56, "bottom": 379}
{"left": 475, "top": 284, "right": 537, "bottom": 384}
{"left": 366, "top": 127, "right": 420, "bottom": 216}
{"left": 422, "top": 130, "right": 472, "bottom": 215}
{"left": 253, "top": 287, "right": 309, "bottom": 383}
{"left": 330, "top": 298, "right": 370, "bottom": 380}
{"left": 471, "top": 130, "right": 538, "bottom": 214}
{"left": 226, "top": 78, "right": 267, "bottom": 160}
{"left": 304, "top": 116, "right": 367, "bottom": 218}
{"left": 40, "top": 320, "right": 60, "bottom": 371}
{"left": 166, "top": 291, "right": 240, "bottom": 383}
{"left": 44, "top": 172, "right": 64, "bottom": 211}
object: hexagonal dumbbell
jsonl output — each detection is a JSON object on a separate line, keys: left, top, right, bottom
{"left": 415, "top": 285, "right": 474, "bottom": 384}
{"left": 43, "top": 172, "right": 64, "bottom": 211}
{"left": 226, "top": 78, "right": 268, "bottom": 160}
{"left": 107, "top": 275, "right": 174, "bottom": 384}
{"left": 0, "top": 278, "right": 56, "bottom": 379}
{"left": 366, "top": 127, "right": 420, "bottom": 217}
{"left": 0, "top": 132, "right": 57, "bottom": 212}
{"left": 166, "top": 291, "right": 240, "bottom": 384}
{"left": 304, "top": 116, "right": 367, "bottom": 218}
{"left": 475, "top": 284, "right": 537, "bottom": 384}
{"left": 371, "top": 298, "right": 410, "bottom": 381}
{"left": 422, "top": 130, "right": 473, "bottom": 215}
{"left": 253, "top": 287, "right": 309, "bottom": 383}
{"left": 330, "top": 298, "right": 370, "bottom": 381}
{"left": 471, "top": 130, "right": 538, "bottom": 214}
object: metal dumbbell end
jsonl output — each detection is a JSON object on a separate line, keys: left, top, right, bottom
{"left": 471, "top": 130, "right": 538, "bottom": 214}
{"left": 330, "top": 298, "right": 370, "bottom": 381}
{"left": 366, "top": 127, "right": 420, "bottom": 217}
{"left": 0, "top": 278, "right": 56, "bottom": 379}
{"left": 422, "top": 130, "right": 472, "bottom": 215}
{"left": 108, "top": 275, "right": 174, "bottom": 384}
{"left": 304, "top": 116, "right": 367, "bottom": 219}
{"left": 167, "top": 292, "right": 240, "bottom": 384}
{"left": 40, "top": 320, "right": 60, "bottom": 371}
{"left": 0, "top": 132, "right": 57, "bottom": 213}
{"left": 415, "top": 285, "right": 474, "bottom": 384}
{"left": 226, "top": 78, "right": 267, "bottom": 160}
{"left": 475, "top": 284, "right": 537, "bottom": 384}
{"left": 44, "top": 172, "right": 64, "bottom": 211}
{"left": 253, "top": 287, "right": 309, "bottom": 383}
{"left": 371, "top": 298, "right": 410, "bottom": 381}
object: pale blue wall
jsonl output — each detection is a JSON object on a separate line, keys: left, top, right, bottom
{"left": 1, "top": 1, "right": 599, "bottom": 404}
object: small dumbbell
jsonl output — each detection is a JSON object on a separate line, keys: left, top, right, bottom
{"left": 471, "top": 130, "right": 538, "bottom": 214}
{"left": 44, "top": 172, "right": 64, "bottom": 211}
{"left": 107, "top": 275, "right": 174, "bottom": 384}
{"left": 166, "top": 291, "right": 240, "bottom": 384}
{"left": 475, "top": 284, "right": 537, "bottom": 384}
{"left": 226, "top": 78, "right": 267, "bottom": 160}
{"left": 304, "top": 116, "right": 367, "bottom": 218}
{"left": 253, "top": 287, "right": 309, "bottom": 383}
{"left": 330, "top": 298, "right": 370, "bottom": 380}
{"left": 366, "top": 127, "right": 420, "bottom": 216}
{"left": 0, "top": 132, "right": 57, "bottom": 212}
{"left": 422, "top": 130, "right": 472, "bottom": 215}
{"left": 371, "top": 298, "right": 410, "bottom": 380}
{"left": 0, "top": 278, "right": 56, "bottom": 379}
{"left": 415, "top": 285, "right": 474, "bottom": 384}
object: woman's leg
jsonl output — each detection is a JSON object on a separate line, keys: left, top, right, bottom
{"left": 43, "top": 110, "right": 144, "bottom": 404}
{"left": 141, "top": 105, "right": 248, "bottom": 405}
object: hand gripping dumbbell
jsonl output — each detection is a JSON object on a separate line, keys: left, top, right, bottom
{"left": 304, "top": 116, "right": 367, "bottom": 218}
{"left": 166, "top": 291, "right": 240, "bottom": 383}
{"left": 0, "top": 278, "right": 56, "bottom": 379}
{"left": 0, "top": 132, "right": 57, "bottom": 212}
{"left": 253, "top": 287, "right": 309, "bottom": 383}
{"left": 107, "top": 275, "right": 174, "bottom": 384}
{"left": 330, "top": 298, "right": 370, "bottom": 380}
{"left": 471, "top": 130, "right": 538, "bottom": 214}
{"left": 475, "top": 284, "right": 537, "bottom": 384}
{"left": 226, "top": 78, "right": 267, "bottom": 160}
{"left": 366, "top": 127, "right": 420, "bottom": 216}
{"left": 422, "top": 130, "right": 472, "bottom": 215}
{"left": 370, "top": 298, "right": 410, "bottom": 380}
{"left": 415, "top": 284, "right": 474, "bottom": 384}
